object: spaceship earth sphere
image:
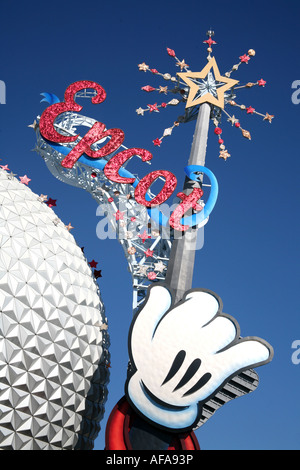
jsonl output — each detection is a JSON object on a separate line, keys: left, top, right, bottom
{"left": 0, "top": 169, "right": 110, "bottom": 450}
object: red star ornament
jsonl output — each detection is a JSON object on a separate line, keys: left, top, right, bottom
{"left": 89, "top": 260, "right": 98, "bottom": 268}
{"left": 114, "top": 210, "right": 124, "bottom": 220}
{"left": 258, "top": 78, "right": 267, "bottom": 87}
{"left": 203, "top": 37, "right": 217, "bottom": 47}
{"left": 246, "top": 106, "right": 255, "bottom": 114}
{"left": 138, "top": 230, "right": 151, "bottom": 243}
{"left": 153, "top": 138, "right": 162, "bottom": 147}
{"left": 145, "top": 249, "right": 154, "bottom": 258}
{"left": 239, "top": 54, "right": 250, "bottom": 64}
{"left": 94, "top": 269, "right": 102, "bottom": 279}
{"left": 46, "top": 198, "right": 57, "bottom": 207}
{"left": 19, "top": 175, "right": 31, "bottom": 185}
{"left": 147, "top": 103, "right": 159, "bottom": 112}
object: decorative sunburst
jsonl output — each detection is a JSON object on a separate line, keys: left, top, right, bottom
{"left": 136, "top": 31, "right": 274, "bottom": 161}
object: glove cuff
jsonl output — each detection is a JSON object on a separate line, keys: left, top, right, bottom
{"left": 126, "top": 373, "right": 198, "bottom": 432}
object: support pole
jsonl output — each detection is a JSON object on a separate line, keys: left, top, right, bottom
{"left": 165, "top": 102, "right": 211, "bottom": 303}
{"left": 129, "top": 103, "right": 211, "bottom": 450}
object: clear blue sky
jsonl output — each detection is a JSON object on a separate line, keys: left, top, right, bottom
{"left": 0, "top": 0, "right": 299, "bottom": 450}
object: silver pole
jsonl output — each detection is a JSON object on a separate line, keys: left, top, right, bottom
{"left": 165, "top": 102, "right": 211, "bottom": 303}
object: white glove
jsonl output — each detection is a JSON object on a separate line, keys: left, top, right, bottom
{"left": 125, "top": 284, "right": 273, "bottom": 432}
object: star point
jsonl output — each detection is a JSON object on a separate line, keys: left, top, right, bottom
{"left": 46, "top": 198, "right": 57, "bottom": 207}
{"left": 159, "top": 86, "right": 168, "bottom": 94}
{"left": 147, "top": 103, "right": 159, "bottom": 113}
{"left": 19, "top": 175, "right": 31, "bottom": 185}
{"left": 89, "top": 259, "right": 98, "bottom": 268}
{"left": 65, "top": 223, "right": 74, "bottom": 231}
{"left": 246, "top": 106, "right": 255, "bottom": 114}
{"left": 239, "top": 54, "right": 250, "bottom": 64}
{"left": 203, "top": 37, "right": 217, "bottom": 47}
{"left": 138, "top": 229, "right": 151, "bottom": 243}
{"left": 153, "top": 138, "right": 162, "bottom": 146}
{"left": 227, "top": 115, "right": 238, "bottom": 126}
{"left": 37, "top": 194, "right": 48, "bottom": 202}
{"left": 94, "top": 269, "right": 102, "bottom": 279}
{"left": 28, "top": 119, "right": 39, "bottom": 130}
{"left": 138, "top": 62, "right": 149, "bottom": 72}
{"left": 136, "top": 107, "right": 145, "bottom": 116}
{"left": 145, "top": 248, "right": 154, "bottom": 258}
{"left": 137, "top": 264, "right": 148, "bottom": 276}
{"left": 219, "top": 150, "right": 231, "bottom": 161}
{"left": 176, "top": 59, "right": 189, "bottom": 70}
{"left": 258, "top": 78, "right": 267, "bottom": 87}
{"left": 114, "top": 210, "right": 124, "bottom": 220}
{"left": 153, "top": 260, "right": 166, "bottom": 273}
{"left": 263, "top": 113, "right": 274, "bottom": 123}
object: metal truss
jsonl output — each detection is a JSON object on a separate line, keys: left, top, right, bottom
{"left": 33, "top": 110, "right": 173, "bottom": 315}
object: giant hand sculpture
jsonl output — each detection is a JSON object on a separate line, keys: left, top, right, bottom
{"left": 125, "top": 284, "right": 273, "bottom": 432}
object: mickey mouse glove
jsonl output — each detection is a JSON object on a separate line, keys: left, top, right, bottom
{"left": 125, "top": 284, "right": 273, "bottom": 432}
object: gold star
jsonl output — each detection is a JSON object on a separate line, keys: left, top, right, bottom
{"left": 159, "top": 86, "right": 168, "bottom": 94}
{"left": 263, "top": 113, "right": 274, "bottom": 123}
{"left": 65, "top": 223, "right": 74, "bottom": 231}
{"left": 37, "top": 194, "right": 48, "bottom": 202}
{"left": 153, "top": 261, "right": 166, "bottom": 273}
{"left": 28, "top": 119, "right": 38, "bottom": 130}
{"left": 136, "top": 107, "right": 145, "bottom": 116}
{"left": 137, "top": 265, "right": 148, "bottom": 276}
{"left": 176, "top": 59, "right": 189, "bottom": 70}
{"left": 219, "top": 150, "right": 231, "bottom": 161}
{"left": 227, "top": 115, "right": 238, "bottom": 126}
{"left": 138, "top": 62, "right": 149, "bottom": 72}
{"left": 177, "top": 57, "right": 239, "bottom": 109}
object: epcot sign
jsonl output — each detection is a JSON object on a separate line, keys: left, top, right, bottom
{"left": 39, "top": 80, "right": 217, "bottom": 233}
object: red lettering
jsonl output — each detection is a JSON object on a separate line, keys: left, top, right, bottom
{"left": 39, "top": 80, "right": 205, "bottom": 231}
{"left": 104, "top": 148, "right": 153, "bottom": 184}
{"left": 134, "top": 170, "right": 177, "bottom": 207}
{"left": 169, "top": 188, "right": 204, "bottom": 231}
{"left": 39, "top": 80, "right": 107, "bottom": 144}
{"left": 61, "top": 122, "right": 125, "bottom": 169}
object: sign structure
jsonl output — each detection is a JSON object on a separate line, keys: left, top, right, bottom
{"left": 33, "top": 31, "right": 274, "bottom": 450}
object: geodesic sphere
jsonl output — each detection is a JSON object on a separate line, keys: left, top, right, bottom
{"left": 0, "top": 169, "right": 109, "bottom": 450}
